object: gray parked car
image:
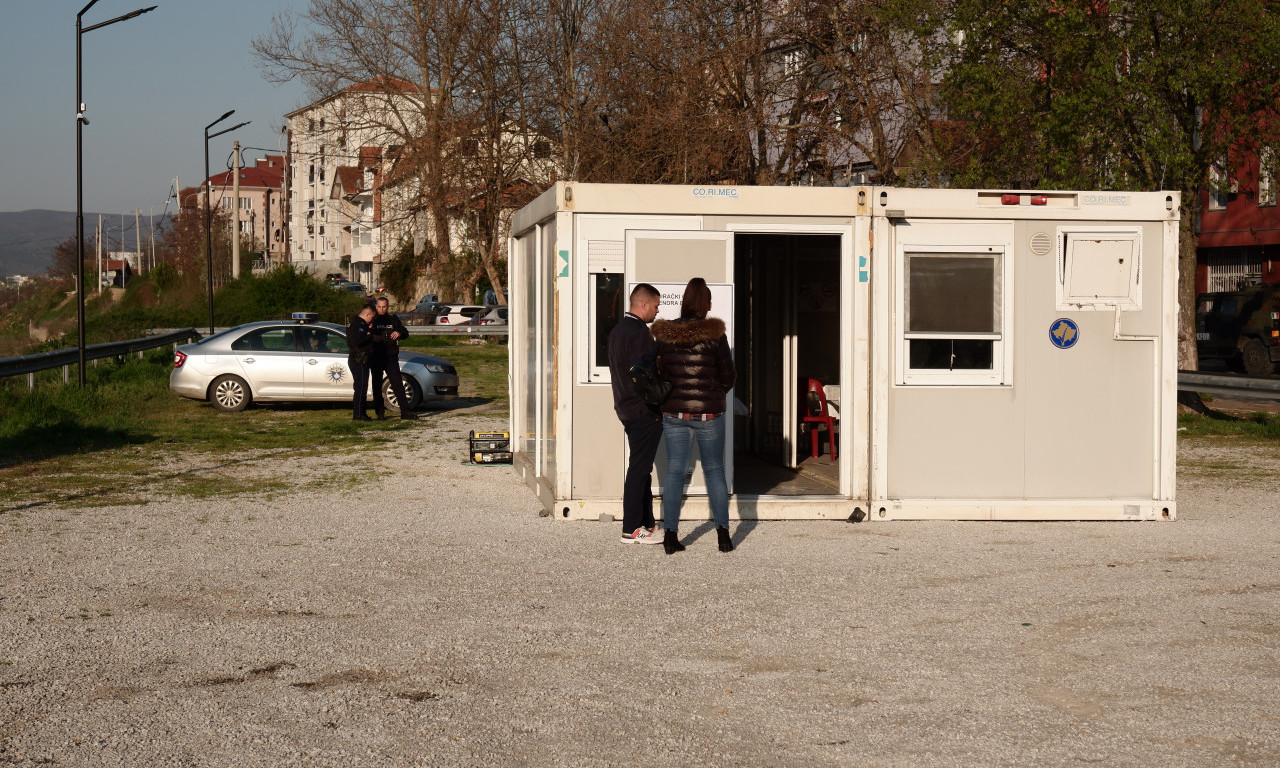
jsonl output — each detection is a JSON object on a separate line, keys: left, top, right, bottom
{"left": 170, "top": 317, "right": 459, "bottom": 413}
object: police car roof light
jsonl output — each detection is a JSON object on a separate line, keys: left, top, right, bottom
{"left": 292, "top": 312, "right": 318, "bottom": 322}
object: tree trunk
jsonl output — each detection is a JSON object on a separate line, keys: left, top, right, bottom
{"left": 1177, "top": 209, "right": 1199, "bottom": 372}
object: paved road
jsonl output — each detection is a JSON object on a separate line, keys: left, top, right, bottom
{"left": 1, "top": 417, "right": 1276, "bottom": 767}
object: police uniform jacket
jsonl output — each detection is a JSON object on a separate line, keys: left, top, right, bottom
{"left": 347, "top": 315, "right": 375, "bottom": 366}
{"left": 369, "top": 312, "right": 410, "bottom": 362}
{"left": 652, "top": 317, "right": 735, "bottom": 415}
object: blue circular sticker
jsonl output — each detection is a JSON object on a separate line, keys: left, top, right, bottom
{"left": 1049, "top": 318, "right": 1079, "bottom": 349}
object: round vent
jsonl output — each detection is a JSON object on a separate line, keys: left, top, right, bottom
{"left": 1029, "top": 231, "right": 1053, "bottom": 255}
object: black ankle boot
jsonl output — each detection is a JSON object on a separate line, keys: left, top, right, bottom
{"left": 663, "top": 530, "right": 685, "bottom": 555}
{"left": 717, "top": 527, "right": 733, "bottom": 552}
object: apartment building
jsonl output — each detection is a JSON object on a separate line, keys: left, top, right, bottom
{"left": 1197, "top": 146, "right": 1280, "bottom": 292}
{"left": 284, "top": 79, "right": 419, "bottom": 287}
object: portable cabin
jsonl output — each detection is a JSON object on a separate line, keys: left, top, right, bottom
{"left": 507, "top": 183, "right": 1178, "bottom": 521}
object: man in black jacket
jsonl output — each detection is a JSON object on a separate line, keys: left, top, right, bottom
{"left": 370, "top": 296, "right": 417, "bottom": 420}
{"left": 607, "top": 283, "right": 664, "bottom": 545}
{"left": 347, "top": 306, "right": 377, "bottom": 421}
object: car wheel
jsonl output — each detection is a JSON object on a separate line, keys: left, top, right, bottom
{"left": 209, "top": 374, "right": 252, "bottom": 412}
{"left": 383, "top": 374, "right": 422, "bottom": 411}
{"left": 1240, "top": 338, "right": 1274, "bottom": 376}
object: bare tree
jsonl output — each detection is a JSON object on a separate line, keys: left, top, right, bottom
{"left": 254, "top": 0, "right": 482, "bottom": 299}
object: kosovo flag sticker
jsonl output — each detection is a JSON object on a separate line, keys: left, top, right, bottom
{"left": 1049, "top": 318, "right": 1080, "bottom": 350}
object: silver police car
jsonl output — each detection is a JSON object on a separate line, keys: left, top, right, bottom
{"left": 170, "top": 314, "right": 459, "bottom": 412}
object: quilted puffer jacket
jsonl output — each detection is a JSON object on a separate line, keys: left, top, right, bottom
{"left": 652, "top": 317, "right": 735, "bottom": 414}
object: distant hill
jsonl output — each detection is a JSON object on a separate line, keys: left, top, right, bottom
{"left": 0, "top": 210, "right": 161, "bottom": 277}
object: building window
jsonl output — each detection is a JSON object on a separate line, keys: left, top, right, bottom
{"left": 897, "top": 246, "right": 1010, "bottom": 386}
{"left": 239, "top": 221, "right": 252, "bottom": 234}
{"left": 239, "top": 197, "right": 252, "bottom": 210}
{"left": 1209, "top": 159, "right": 1229, "bottom": 211}
{"left": 782, "top": 47, "right": 804, "bottom": 77}
{"left": 1259, "top": 147, "right": 1277, "bottom": 207}
{"left": 533, "top": 140, "right": 551, "bottom": 159}
{"left": 590, "top": 273, "right": 625, "bottom": 378}
{"left": 358, "top": 227, "right": 373, "bottom": 246}
{"left": 309, "top": 165, "right": 315, "bottom": 183}
{"left": 220, "top": 198, "right": 231, "bottom": 210}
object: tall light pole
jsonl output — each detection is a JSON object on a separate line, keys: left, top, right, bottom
{"left": 76, "top": 1, "right": 157, "bottom": 385}
{"left": 204, "top": 110, "right": 249, "bottom": 334}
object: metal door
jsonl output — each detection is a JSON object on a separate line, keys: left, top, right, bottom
{"left": 300, "top": 326, "right": 357, "bottom": 399}
{"left": 625, "top": 230, "right": 735, "bottom": 497}
{"left": 229, "top": 327, "right": 306, "bottom": 398}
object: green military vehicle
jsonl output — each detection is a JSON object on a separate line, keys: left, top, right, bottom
{"left": 1196, "top": 283, "right": 1280, "bottom": 375}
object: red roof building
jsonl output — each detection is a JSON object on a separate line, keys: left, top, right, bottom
{"left": 197, "top": 155, "right": 288, "bottom": 266}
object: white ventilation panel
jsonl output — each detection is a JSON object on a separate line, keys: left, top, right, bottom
{"left": 587, "top": 239, "right": 624, "bottom": 273}
{"left": 1057, "top": 228, "right": 1142, "bottom": 310}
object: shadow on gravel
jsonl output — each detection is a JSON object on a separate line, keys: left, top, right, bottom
{"left": 681, "top": 519, "right": 759, "bottom": 549}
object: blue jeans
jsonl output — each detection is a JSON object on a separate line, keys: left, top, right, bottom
{"left": 661, "top": 414, "right": 729, "bottom": 531}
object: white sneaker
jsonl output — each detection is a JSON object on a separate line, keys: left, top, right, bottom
{"left": 620, "top": 527, "right": 663, "bottom": 544}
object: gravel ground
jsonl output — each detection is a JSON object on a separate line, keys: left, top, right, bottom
{"left": 1, "top": 415, "right": 1278, "bottom": 767}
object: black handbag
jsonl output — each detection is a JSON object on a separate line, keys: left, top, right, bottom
{"left": 629, "top": 351, "right": 672, "bottom": 406}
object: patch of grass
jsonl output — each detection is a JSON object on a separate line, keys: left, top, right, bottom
{"left": 1178, "top": 410, "right": 1280, "bottom": 440}
{"left": 0, "top": 343, "right": 507, "bottom": 506}
{"left": 400, "top": 338, "right": 509, "bottom": 406}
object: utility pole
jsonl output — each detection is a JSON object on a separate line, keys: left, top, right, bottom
{"left": 231, "top": 140, "right": 241, "bottom": 278}
{"left": 134, "top": 209, "right": 141, "bottom": 276}
{"left": 264, "top": 188, "right": 272, "bottom": 267}
{"left": 96, "top": 213, "right": 103, "bottom": 295}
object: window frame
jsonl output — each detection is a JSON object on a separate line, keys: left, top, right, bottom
{"left": 587, "top": 272, "right": 625, "bottom": 382}
{"left": 1259, "top": 147, "right": 1277, "bottom": 208}
{"left": 895, "top": 242, "right": 1012, "bottom": 387}
{"left": 1208, "top": 159, "right": 1229, "bottom": 211}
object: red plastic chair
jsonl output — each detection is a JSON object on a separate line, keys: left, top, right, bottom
{"left": 802, "top": 378, "right": 838, "bottom": 460}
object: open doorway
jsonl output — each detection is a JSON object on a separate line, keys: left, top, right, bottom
{"left": 732, "top": 233, "right": 843, "bottom": 496}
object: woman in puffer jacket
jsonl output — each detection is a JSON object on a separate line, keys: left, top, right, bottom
{"left": 652, "top": 277, "right": 736, "bottom": 554}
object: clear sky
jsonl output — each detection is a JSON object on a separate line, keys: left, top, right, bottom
{"left": 0, "top": 0, "right": 310, "bottom": 216}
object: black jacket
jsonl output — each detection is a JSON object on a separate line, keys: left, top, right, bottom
{"left": 607, "top": 313, "right": 658, "bottom": 423}
{"left": 369, "top": 311, "right": 409, "bottom": 361}
{"left": 652, "top": 317, "right": 735, "bottom": 415}
{"left": 347, "top": 315, "right": 375, "bottom": 365}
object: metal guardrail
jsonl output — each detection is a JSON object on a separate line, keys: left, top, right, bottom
{"left": 0, "top": 328, "right": 201, "bottom": 386}
{"left": 1177, "top": 370, "right": 1280, "bottom": 401}
{"left": 408, "top": 324, "right": 508, "bottom": 336}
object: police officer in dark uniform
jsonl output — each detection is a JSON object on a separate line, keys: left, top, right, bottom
{"left": 370, "top": 296, "right": 417, "bottom": 420}
{"left": 347, "top": 305, "right": 377, "bottom": 421}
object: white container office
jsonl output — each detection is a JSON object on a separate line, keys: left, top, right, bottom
{"left": 508, "top": 183, "right": 1178, "bottom": 521}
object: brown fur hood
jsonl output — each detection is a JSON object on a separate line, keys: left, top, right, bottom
{"left": 651, "top": 317, "right": 726, "bottom": 345}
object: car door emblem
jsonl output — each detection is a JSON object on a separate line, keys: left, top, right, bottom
{"left": 326, "top": 363, "right": 346, "bottom": 382}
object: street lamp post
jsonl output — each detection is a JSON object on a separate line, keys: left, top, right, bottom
{"left": 203, "top": 111, "right": 249, "bottom": 334}
{"left": 76, "top": 0, "right": 157, "bottom": 386}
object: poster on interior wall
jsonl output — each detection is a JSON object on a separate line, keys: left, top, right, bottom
{"left": 798, "top": 280, "right": 839, "bottom": 312}
{"left": 642, "top": 282, "right": 735, "bottom": 348}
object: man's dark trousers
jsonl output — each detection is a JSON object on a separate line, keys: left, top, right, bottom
{"left": 370, "top": 357, "right": 409, "bottom": 414}
{"left": 623, "top": 413, "right": 662, "bottom": 534}
{"left": 350, "top": 360, "right": 372, "bottom": 417}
